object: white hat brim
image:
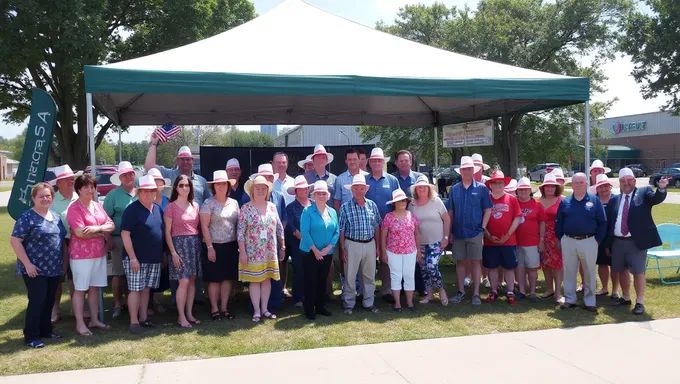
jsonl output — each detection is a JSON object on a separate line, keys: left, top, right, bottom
{"left": 297, "top": 159, "right": 312, "bottom": 169}
{"left": 311, "top": 152, "right": 334, "bottom": 165}
{"left": 287, "top": 184, "right": 310, "bottom": 195}
{"left": 386, "top": 196, "right": 409, "bottom": 205}
{"left": 454, "top": 164, "right": 482, "bottom": 174}
{"left": 111, "top": 169, "right": 140, "bottom": 186}
{"left": 369, "top": 156, "right": 390, "bottom": 163}
{"left": 51, "top": 171, "right": 83, "bottom": 185}
{"left": 207, "top": 179, "right": 237, "bottom": 186}
{"left": 344, "top": 184, "right": 370, "bottom": 190}
{"left": 409, "top": 183, "right": 437, "bottom": 198}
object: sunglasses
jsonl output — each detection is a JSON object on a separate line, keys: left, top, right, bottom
{"left": 178, "top": 184, "right": 191, "bottom": 188}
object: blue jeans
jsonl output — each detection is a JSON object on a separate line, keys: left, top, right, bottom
{"left": 289, "top": 239, "right": 305, "bottom": 304}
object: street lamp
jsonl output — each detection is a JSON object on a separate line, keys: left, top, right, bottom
{"left": 338, "top": 129, "right": 350, "bottom": 145}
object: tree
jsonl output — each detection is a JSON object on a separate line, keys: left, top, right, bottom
{"left": 95, "top": 140, "right": 116, "bottom": 165}
{"left": 0, "top": 0, "right": 256, "bottom": 170}
{"left": 221, "top": 127, "right": 275, "bottom": 147}
{"left": 369, "top": 0, "right": 632, "bottom": 176}
{"left": 620, "top": 0, "right": 680, "bottom": 114}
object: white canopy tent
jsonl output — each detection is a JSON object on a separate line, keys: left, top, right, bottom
{"left": 83, "top": 0, "right": 592, "bottom": 171}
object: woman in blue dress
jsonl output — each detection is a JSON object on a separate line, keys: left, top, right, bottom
{"left": 10, "top": 182, "right": 66, "bottom": 348}
{"left": 147, "top": 168, "right": 171, "bottom": 313}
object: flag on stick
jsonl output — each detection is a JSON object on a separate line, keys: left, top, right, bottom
{"left": 155, "top": 122, "right": 180, "bottom": 143}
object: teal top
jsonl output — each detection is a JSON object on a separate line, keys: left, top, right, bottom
{"left": 299, "top": 204, "right": 339, "bottom": 255}
{"left": 103, "top": 186, "right": 137, "bottom": 235}
{"left": 51, "top": 190, "right": 78, "bottom": 239}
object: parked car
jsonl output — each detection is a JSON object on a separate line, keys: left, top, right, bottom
{"left": 435, "top": 165, "right": 462, "bottom": 197}
{"left": 528, "top": 163, "right": 561, "bottom": 182}
{"left": 625, "top": 163, "right": 654, "bottom": 177}
{"left": 669, "top": 162, "right": 680, "bottom": 169}
{"left": 649, "top": 168, "right": 680, "bottom": 188}
{"left": 84, "top": 166, "right": 118, "bottom": 198}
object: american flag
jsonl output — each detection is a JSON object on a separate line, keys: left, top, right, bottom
{"left": 154, "top": 122, "right": 181, "bottom": 143}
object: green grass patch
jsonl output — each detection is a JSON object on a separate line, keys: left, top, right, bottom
{"left": 0, "top": 205, "right": 679, "bottom": 375}
{"left": 0, "top": 187, "right": 12, "bottom": 192}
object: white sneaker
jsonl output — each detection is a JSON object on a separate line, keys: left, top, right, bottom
{"left": 482, "top": 277, "right": 491, "bottom": 288}
{"left": 464, "top": 277, "right": 471, "bottom": 287}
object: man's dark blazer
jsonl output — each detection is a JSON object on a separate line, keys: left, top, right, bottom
{"left": 605, "top": 186, "right": 666, "bottom": 251}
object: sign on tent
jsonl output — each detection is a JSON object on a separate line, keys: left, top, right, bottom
{"left": 442, "top": 120, "right": 494, "bottom": 148}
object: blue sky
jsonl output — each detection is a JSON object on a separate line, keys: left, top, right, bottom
{"left": 0, "top": 0, "right": 666, "bottom": 142}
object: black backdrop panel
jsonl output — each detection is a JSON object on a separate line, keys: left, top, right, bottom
{"left": 200, "top": 145, "right": 376, "bottom": 185}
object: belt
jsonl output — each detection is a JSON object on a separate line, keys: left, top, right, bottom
{"left": 615, "top": 236, "right": 633, "bottom": 240}
{"left": 565, "top": 234, "right": 595, "bottom": 240}
{"left": 346, "top": 237, "right": 374, "bottom": 244}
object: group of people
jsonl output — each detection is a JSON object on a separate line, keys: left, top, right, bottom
{"left": 11, "top": 134, "right": 669, "bottom": 348}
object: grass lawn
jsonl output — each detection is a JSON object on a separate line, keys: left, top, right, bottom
{"left": 0, "top": 187, "right": 12, "bottom": 192}
{"left": 1, "top": 205, "right": 680, "bottom": 375}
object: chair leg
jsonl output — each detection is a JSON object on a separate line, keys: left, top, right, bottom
{"left": 656, "top": 258, "right": 666, "bottom": 285}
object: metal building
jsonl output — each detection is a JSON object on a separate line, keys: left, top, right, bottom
{"left": 274, "top": 125, "right": 378, "bottom": 147}
{"left": 260, "top": 125, "right": 278, "bottom": 137}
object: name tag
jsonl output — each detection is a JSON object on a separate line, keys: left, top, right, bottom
{"left": 383, "top": 183, "right": 390, "bottom": 188}
{"left": 260, "top": 230, "right": 267, "bottom": 240}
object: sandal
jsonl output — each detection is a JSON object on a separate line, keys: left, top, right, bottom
{"left": 596, "top": 291, "right": 609, "bottom": 296}
{"left": 440, "top": 296, "right": 449, "bottom": 307}
{"left": 211, "top": 312, "right": 222, "bottom": 321}
{"left": 188, "top": 318, "right": 201, "bottom": 325}
{"left": 178, "top": 322, "right": 192, "bottom": 329}
{"left": 252, "top": 314, "right": 261, "bottom": 323}
{"left": 393, "top": 307, "right": 402, "bottom": 313}
{"left": 419, "top": 298, "right": 430, "bottom": 304}
{"left": 139, "top": 320, "right": 154, "bottom": 328}
{"left": 88, "top": 323, "right": 111, "bottom": 330}
{"left": 76, "top": 329, "right": 93, "bottom": 336}
{"left": 263, "top": 311, "right": 277, "bottom": 319}
{"left": 221, "top": 311, "right": 235, "bottom": 320}
{"left": 541, "top": 292, "right": 555, "bottom": 299}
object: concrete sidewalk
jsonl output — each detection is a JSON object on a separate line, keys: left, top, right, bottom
{"left": 4, "top": 319, "right": 679, "bottom": 383}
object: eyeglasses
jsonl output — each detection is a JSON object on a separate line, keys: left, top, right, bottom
{"left": 36, "top": 195, "right": 53, "bottom": 200}
{"left": 178, "top": 184, "right": 190, "bottom": 188}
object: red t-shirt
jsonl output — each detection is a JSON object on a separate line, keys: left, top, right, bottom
{"left": 516, "top": 199, "right": 547, "bottom": 246}
{"left": 484, "top": 193, "right": 522, "bottom": 246}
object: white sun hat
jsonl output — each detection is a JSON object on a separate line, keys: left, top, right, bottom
{"left": 344, "top": 174, "right": 370, "bottom": 190}
{"left": 471, "top": 153, "right": 490, "bottom": 171}
{"left": 226, "top": 158, "right": 241, "bottom": 170}
{"left": 207, "top": 170, "right": 236, "bottom": 186}
{"left": 409, "top": 174, "right": 437, "bottom": 200}
{"left": 48, "top": 164, "right": 83, "bottom": 186}
{"left": 176, "top": 146, "right": 193, "bottom": 158}
{"left": 146, "top": 168, "right": 171, "bottom": 188}
{"left": 590, "top": 159, "right": 612, "bottom": 174}
{"left": 368, "top": 147, "right": 390, "bottom": 163}
{"left": 249, "top": 163, "right": 278, "bottom": 180}
{"left": 297, "top": 154, "right": 313, "bottom": 169}
{"left": 454, "top": 156, "right": 482, "bottom": 174}
{"left": 386, "top": 189, "right": 409, "bottom": 204}
{"left": 111, "top": 161, "right": 139, "bottom": 186}
{"left": 310, "top": 180, "right": 331, "bottom": 198}
{"left": 504, "top": 179, "right": 518, "bottom": 193}
{"left": 244, "top": 175, "right": 272, "bottom": 198}
{"left": 515, "top": 177, "right": 537, "bottom": 193}
{"left": 287, "top": 175, "right": 311, "bottom": 195}
{"left": 137, "top": 175, "right": 159, "bottom": 190}
{"left": 618, "top": 167, "right": 636, "bottom": 180}
{"left": 595, "top": 173, "right": 613, "bottom": 187}
{"left": 309, "top": 144, "right": 334, "bottom": 165}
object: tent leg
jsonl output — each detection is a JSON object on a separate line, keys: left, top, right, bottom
{"left": 434, "top": 126, "right": 439, "bottom": 170}
{"left": 86, "top": 93, "right": 104, "bottom": 324}
{"left": 584, "top": 100, "right": 591, "bottom": 182}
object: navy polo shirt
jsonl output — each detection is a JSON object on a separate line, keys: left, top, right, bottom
{"left": 120, "top": 200, "right": 165, "bottom": 264}
{"left": 365, "top": 172, "right": 400, "bottom": 220}
{"left": 555, "top": 193, "right": 607, "bottom": 244}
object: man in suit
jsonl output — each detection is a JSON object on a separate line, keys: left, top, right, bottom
{"left": 605, "top": 167, "right": 668, "bottom": 315}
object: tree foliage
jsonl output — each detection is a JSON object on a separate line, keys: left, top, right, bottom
{"left": 620, "top": 0, "right": 680, "bottom": 114}
{"left": 363, "top": 0, "right": 632, "bottom": 176}
{"left": 0, "top": 0, "right": 256, "bottom": 169}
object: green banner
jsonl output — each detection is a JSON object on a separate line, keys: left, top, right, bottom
{"left": 8, "top": 89, "right": 57, "bottom": 220}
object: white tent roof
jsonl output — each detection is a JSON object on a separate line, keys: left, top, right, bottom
{"left": 85, "top": 0, "right": 589, "bottom": 127}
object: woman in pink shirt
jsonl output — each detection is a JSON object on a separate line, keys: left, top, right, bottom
{"left": 164, "top": 175, "right": 202, "bottom": 329}
{"left": 380, "top": 189, "right": 421, "bottom": 312}
{"left": 66, "top": 174, "right": 115, "bottom": 336}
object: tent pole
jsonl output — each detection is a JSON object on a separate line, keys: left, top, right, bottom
{"left": 118, "top": 127, "right": 122, "bottom": 162}
{"left": 434, "top": 126, "right": 439, "bottom": 170}
{"left": 86, "top": 93, "right": 104, "bottom": 324}
{"left": 584, "top": 100, "right": 591, "bottom": 183}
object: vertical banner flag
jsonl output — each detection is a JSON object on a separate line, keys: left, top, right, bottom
{"left": 8, "top": 89, "right": 57, "bottom": 220}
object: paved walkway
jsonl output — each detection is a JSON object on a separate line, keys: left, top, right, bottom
{"left": 4, "top": 318, "right": 679, "bottom": 383}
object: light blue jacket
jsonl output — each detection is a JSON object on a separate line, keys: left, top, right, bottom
{"left": 299, "top": 204, "right": 339, "bottom": 254}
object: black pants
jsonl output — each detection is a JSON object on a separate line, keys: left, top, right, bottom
{"left": 414, "top": 262, "right": 426, "bottom": 295}
{"left": 302, "top": 251, "right": 332, "bottom": 318}
{"left": 22, "top": 275, "right": 60, "bottom": 343}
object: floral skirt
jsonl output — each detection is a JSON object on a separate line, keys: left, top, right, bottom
{"left": 169, "top": 235, "right": 202, "bottom": 280}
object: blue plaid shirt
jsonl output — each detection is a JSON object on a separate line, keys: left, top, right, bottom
{"left": 339, "top": 198, "right": 381, "bottom": 241}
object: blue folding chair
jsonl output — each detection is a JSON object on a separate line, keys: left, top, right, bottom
{"left": 646, "top": 223, "right": 680, "bottom": 284}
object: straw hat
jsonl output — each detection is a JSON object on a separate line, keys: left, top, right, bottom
{"left": 249, "top": 163, "right": 278, "bottom": 180}
{"left": 409, "top": 175, "right": 437, "bottom": 200}
{"left": 111, "top": 161, "right": 139, "bottom": 186}
{"left": 454, "top": 156, "right": 482, "bottom": 174}
{"left": 618, "top": 167, "right": 635, "bottom": 180}
{"left": 309, "top": 144, "right": 334, "bottom": 165}
{"left": 386, "top": 189, "right": 409, "bottom": 205}
{"left": 310, "top": 180, "right": 331, "bottom": 198}
{"left": 48, "top": 164, "right": 83, "bottom": 186}
{"left": 549, "top": 168, "right": 565, "bottom": 182}
{"left": 485, "top": 170, "right": 512, "bottom": 188}
{"left": 590, "top": 159, "right": 611, "bottom": 174}
{"left": 369, "top": 148, "right": 390, "bottom": 163}
{"left": 226, "top": 158, "right": 241, "bottom": 170}
{"left": 287, "top": 175, "right": 310, "bottom": 195}
{"left": 504, "top": 179, "right": 518, "bottom": 193}
{"left": 244, "top": 175, "right": 272, "bottom": 198}
{"left": 207, "top": 170, "right": 236, "bottom": 186}
{"left": 136, "top": 175, "right": 158, "bottom": 190}
{"left": 472, "top": 153, "right": 490, "bottom": 171}
{"left": 515, "top": 177, "right": 537, "bottom": 193}
{"left": 539, "top": 173, "right": 563, "bottom": 196}
{"left": 297, "top": 154, "right": 313, "bottom": 169}
{"left": 146, "top": 168, "right": 171, "bottom": 188}
{"left": 344, "top": 174, "right": 370, "bottom": 190}
{"left": 176, "top": 146, "right": 192, "bottom": 158}
{"left": 595, "top": 173, "right": 612, "bottom": 188}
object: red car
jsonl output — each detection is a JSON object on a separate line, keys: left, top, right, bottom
{"left": 84, "top": 166, "right": 118, "bottom": 198}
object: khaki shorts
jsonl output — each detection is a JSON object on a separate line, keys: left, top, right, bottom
{"left": 517, "top": 246, "right": 540, "bottom": 269}
{"left": 452, "top": 233, "right": 484, "bottom": 261}
{"left": 109, "top": 236, "right": 125, "bottom": 276}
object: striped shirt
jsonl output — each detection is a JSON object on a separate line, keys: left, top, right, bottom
{"left": 338, "top": 198, "right": 381, "bottom": 241}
